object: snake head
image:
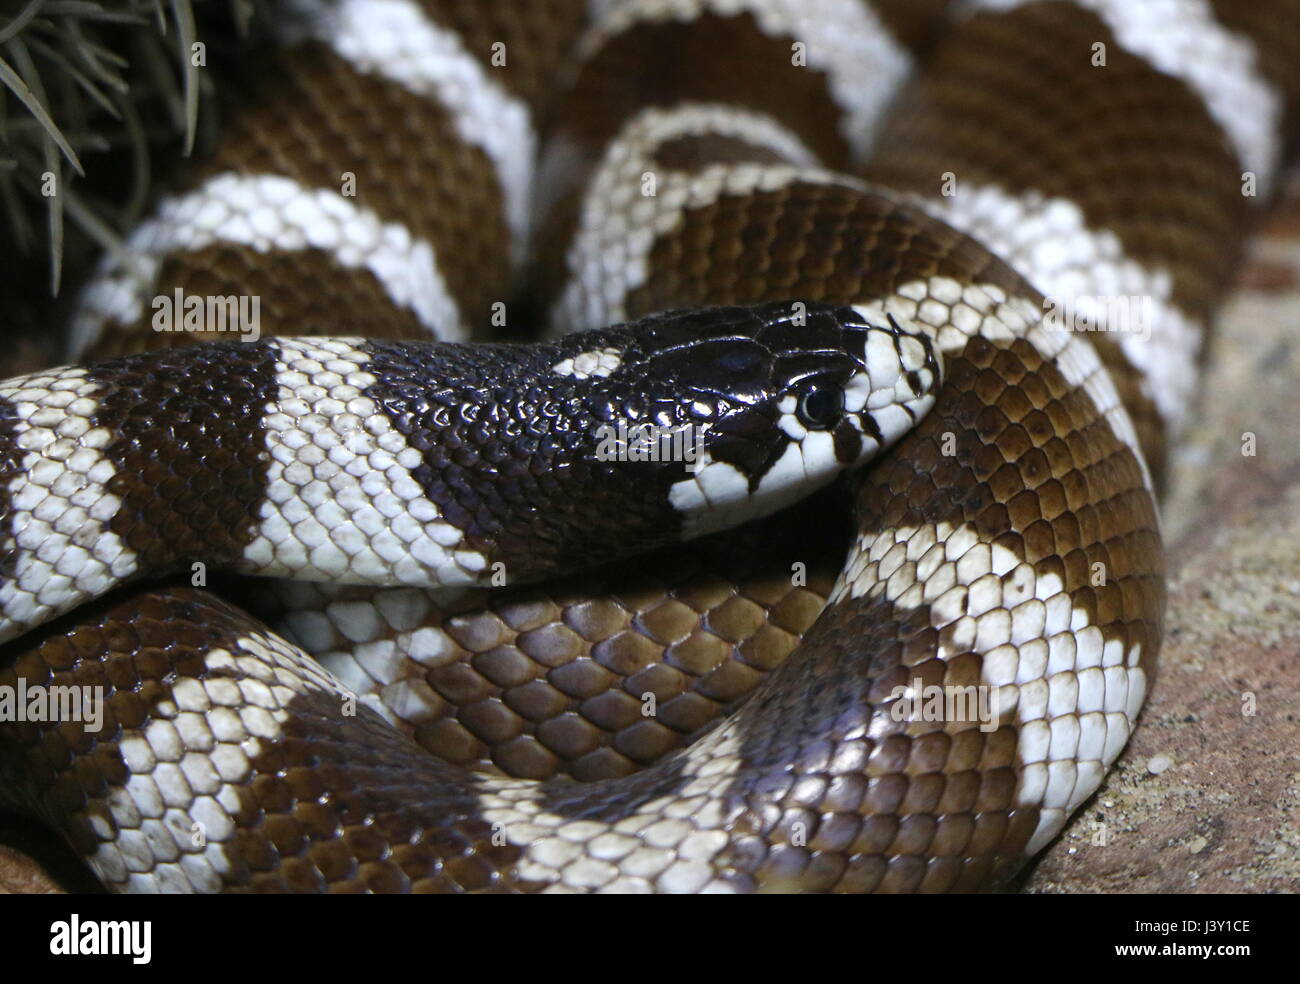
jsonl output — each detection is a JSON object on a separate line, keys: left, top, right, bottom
{"left": 621, "top": 301, "right": 944, "bottom": 538}
{"left": 486, "top": 301, "right": 944, "bottom": 577}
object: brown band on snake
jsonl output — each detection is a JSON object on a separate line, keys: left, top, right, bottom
{"left": 85, "top": 343, "right": 280, "bottom": 575}
{"left": 411, "top": 0, "right": 591, "bottom": 113}
{"left": 621, "top": 188, "right": 1033, "bottom": 321}
{"left": 863, "top": 2, "right": 1247, "bottom": 321}
{"left": 530, "top": 124, "right": 800, "bottom": 321}
{"left": 651, "top": 135, "right": 794, "bottom": 172}
{"left": 559, "top": 13, "right": 854, "bottom": 168}
{"left": 229, "top": 688, "right": 534, "bottom": 892}
{"left": 501, "top": 598, "right": 1037, "bottom": 892}
{"left": 866, "top": 0, "right": 957, "bottom": 55}
{"left": 87, "top": 246, "right": 429, "bottom": 360}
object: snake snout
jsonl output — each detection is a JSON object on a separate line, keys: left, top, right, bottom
{"left": 833, "top": 307, "right": 943, "bottom": 466}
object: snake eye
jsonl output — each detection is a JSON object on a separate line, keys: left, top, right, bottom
{"left": 796, "top": 384, "right": 842, "bottom": 429}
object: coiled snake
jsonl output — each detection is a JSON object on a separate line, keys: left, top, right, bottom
{"left": 0, "top": 0, "right": 1296, "bottom": 892}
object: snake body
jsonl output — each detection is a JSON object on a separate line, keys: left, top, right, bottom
{"left": 0, "top": 0, "right": 1297, "bottom": 892}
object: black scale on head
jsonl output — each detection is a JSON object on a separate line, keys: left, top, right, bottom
{"left": 359, "top": 301, "right": 888, "bottom": 584}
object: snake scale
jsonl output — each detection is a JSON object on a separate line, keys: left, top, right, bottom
{"left": 0, "top": 0, "right": 1297, "bottom": 893}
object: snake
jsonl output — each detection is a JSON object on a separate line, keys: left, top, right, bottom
{"left": 0, "top": 0, "right": 1296, "bottom": 893}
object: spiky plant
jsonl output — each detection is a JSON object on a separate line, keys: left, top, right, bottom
{"left": 0, "top": 0, "right": 257, "bottom": 309}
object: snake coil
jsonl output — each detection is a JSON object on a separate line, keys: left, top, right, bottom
{"left": 0, "top": 0, "right": 1297, "bottom": 892}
